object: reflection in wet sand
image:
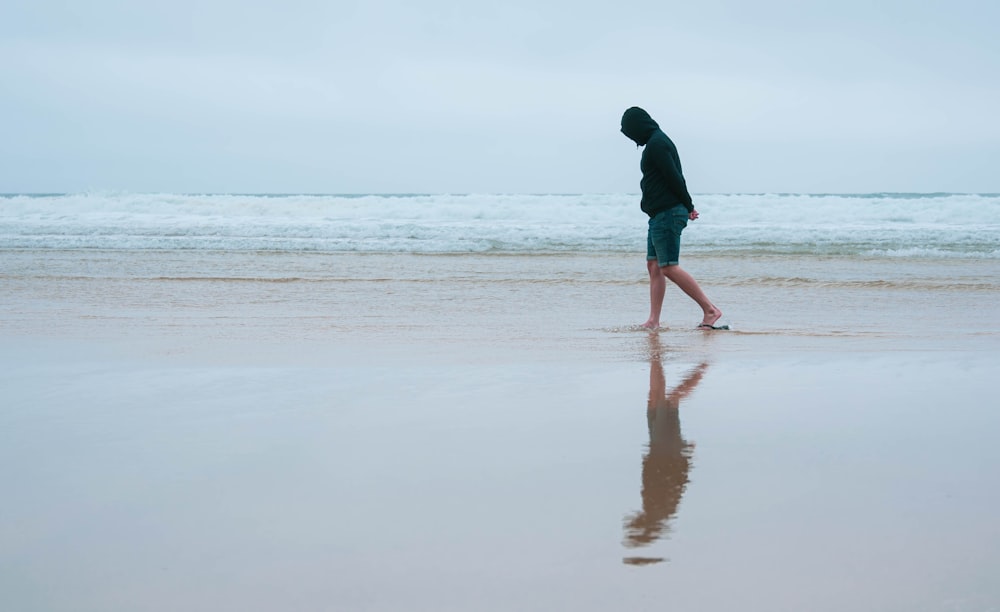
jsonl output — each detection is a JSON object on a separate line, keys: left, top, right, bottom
{"left": 623, "top": 333, "right": 707, "bottom": 566}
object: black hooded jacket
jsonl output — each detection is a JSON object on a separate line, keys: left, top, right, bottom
{"left": 620, "top": 107, "right": 694, "bottom": 217}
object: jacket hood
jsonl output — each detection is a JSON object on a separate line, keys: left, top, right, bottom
{"left": 620, "top": 106, "right": 659, "bottom": 146}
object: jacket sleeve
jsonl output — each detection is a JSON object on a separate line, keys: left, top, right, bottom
{"left": 648, "top": 139, "right": 694, "bottom": 210}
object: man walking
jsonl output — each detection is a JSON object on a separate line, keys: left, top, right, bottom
{"left": 620, "top": 106, "right": 723, "bottom": 330}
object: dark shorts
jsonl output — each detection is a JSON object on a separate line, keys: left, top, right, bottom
{"left": 647, "top": 206, "right": 689, "bottom": 267}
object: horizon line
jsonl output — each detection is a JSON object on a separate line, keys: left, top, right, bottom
{"left": 3, "top": 191, "right": 999, "bottom": 198}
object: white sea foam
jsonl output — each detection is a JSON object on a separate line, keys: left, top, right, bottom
{"left": 1, "top": 192, "right": 998, "bottom": 257}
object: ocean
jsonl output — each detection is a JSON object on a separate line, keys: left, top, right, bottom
{"left": 0, "top": 193, "right": 1000, "bottom": 344}
{"left": 3, "top": 191, "right": 999, "bottom": 354}
{"left": 2, "top": 192, "right": 999, "bottom": 257}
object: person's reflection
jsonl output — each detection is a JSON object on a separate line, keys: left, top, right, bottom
{"left": 623, "top": 333, "right": 708, "bottom": 565}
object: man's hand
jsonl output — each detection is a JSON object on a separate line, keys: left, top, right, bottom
{"left": 689, "top": 209, "right": 700, "bottom": 221}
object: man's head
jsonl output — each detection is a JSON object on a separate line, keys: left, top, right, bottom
{"left": 621, "top": 107, "right": 660, "bottom": 146}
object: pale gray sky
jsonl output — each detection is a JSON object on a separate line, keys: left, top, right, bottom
{"left": 2, "top": 0, "right": 998, "bottom": 193}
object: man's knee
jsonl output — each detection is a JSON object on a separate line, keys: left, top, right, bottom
{"left": 661, "top": 263, "right": 681, "bottom": 280}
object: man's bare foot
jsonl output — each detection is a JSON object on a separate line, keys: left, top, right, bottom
{"left": 641, "top": 319, "right": 662, "bottom": 330}
{"left": 700, "top": 307, "right": 722, "bottom": 328}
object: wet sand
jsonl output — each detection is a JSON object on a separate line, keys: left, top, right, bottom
{"left": 2, "top": 251, "right": 1000, "bottom": 611}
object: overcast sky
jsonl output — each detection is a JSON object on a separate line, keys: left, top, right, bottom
{"left": 2, "top": 0, "right": 998, "bottom": 194}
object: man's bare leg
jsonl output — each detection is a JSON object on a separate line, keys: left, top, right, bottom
{"left": 642, "top": 259, "right": 666, "bottom": 329}
{"left": 662, "top": 264, "right": 723, "bottom": 327}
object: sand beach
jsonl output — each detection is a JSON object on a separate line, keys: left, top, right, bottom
{"left": 3, "top": 231, "right": 1000, "bottom": 611}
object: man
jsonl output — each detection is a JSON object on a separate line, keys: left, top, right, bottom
{"left": 620, "top": 106, "right": 723, "bottom": 330}
{"left": 622, "top": 333, "right": 706, "bottom": 565}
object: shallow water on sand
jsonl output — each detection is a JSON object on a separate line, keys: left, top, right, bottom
{"left": 3, "top": 250, "right": 999, "bottom": 354}
{"left": 2, "top": 250, "right": 1000, "bottom": 611}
